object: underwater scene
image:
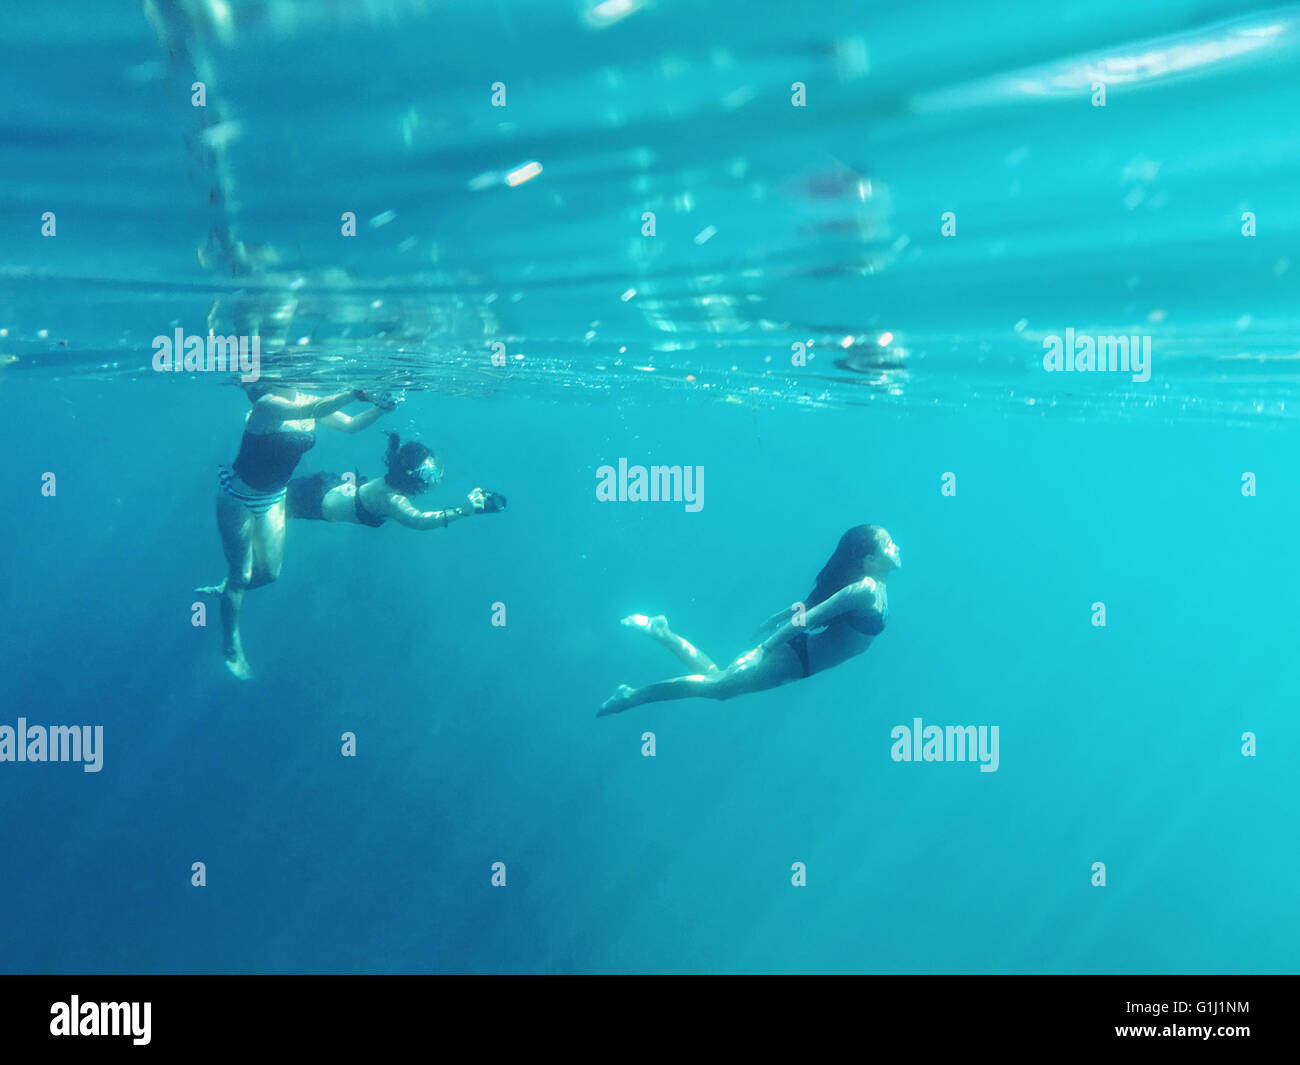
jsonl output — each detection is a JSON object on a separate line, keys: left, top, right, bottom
{"left": 1, "top": 0, "right": 1298, "bottom": 974}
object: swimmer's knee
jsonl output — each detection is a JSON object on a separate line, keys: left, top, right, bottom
{"left": 248, "top": 569, "right": 279, "bottom": 590}
{"left": 261, "top": 552, "right": 284, "bottom": 581}
{"left": 712, "top": 671, "right": 741, "bottom": 701}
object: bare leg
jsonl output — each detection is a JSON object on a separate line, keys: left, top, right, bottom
{"left": 599, "top": 642, "right": 805, "bottom": 716}
{"left": 246, "top": 500, "right": 286, "bottom": 589}
{"left": 219, "top": 584, "right": 251, "bottom": 679}
{"left": 620, "top": 614, "right": 719, "bottom": 673}
{"left": 203, "top": 500, "right": 285, "bottom": 595}
{"left": 215, "top": 492, "right": 255, "bottom": 680}
{"left": 599, "top": 674, "right": 718, "bottom": 715}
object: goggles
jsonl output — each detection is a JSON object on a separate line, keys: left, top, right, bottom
{"left": 415, "top": 457, "right": 444, "bottom": 487}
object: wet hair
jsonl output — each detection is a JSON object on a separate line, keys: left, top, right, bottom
{"left": 383, "top": 431, "right": 436, "bottom": 496}
{"left": 806, "top": 525, "right": 883, "bottom": 608}
{"left": 242, "top": 382, "right": 276, "bottom": 402}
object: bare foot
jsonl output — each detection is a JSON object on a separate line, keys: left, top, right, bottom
{"left": 195, "top": 579, "right": 227, "bottom": 597}
{"left": 598, "top": 684, "right": 635, "bottom": 717}
{"left": 225, "top": 655, "right": 253, "bottom": 681}
{"left": 620, "top": 614, "right": 669, "bottom": 638}
{"left": 223, "top": 641, "right": 253, "bottom": 681}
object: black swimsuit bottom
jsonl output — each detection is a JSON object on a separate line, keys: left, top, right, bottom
{"left": 785, "top": 612, "right": 885, "bottom": 678}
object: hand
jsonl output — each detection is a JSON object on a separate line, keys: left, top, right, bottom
{"left": 465, "top": 487, "right": 487, "bottom": 514}
{"left": 373, "top": 388, "right": 405, "bottom": 413}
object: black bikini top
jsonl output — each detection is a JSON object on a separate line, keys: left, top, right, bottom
{"left": 843, "top": 609, "right": 885, "bottom": 636}
{"left": 352, "top": 475, "right": 386, "bottom": 528}
{"left": 231, "top": 426, "right": 317, "bottom": 492}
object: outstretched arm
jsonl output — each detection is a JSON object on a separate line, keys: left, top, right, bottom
{"left": 319, "top": 406, "right": 383, "bottom": 433}
{"left": 255, "top": 389, "right": 362, "bottom": 422}
{"left": 319, "top": 388, "right": 403, "bottom": 433}
{"left": 750, "top": 606, "right": 794, "bottom": 643}
{"left": 388, "top": 488, "right": 487, "bottom": 531}
{"left": 758, "top": 578, "right": 882, "bottom": 650}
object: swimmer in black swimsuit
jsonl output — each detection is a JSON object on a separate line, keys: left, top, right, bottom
{"left": 285, "top": 432, "right": 507, "bottom": 532}
{"left": 198, "top": 382, "right": 400, "bottom": 678}
{"left": 598, "top": 525, "right": 900, "bottom": 716}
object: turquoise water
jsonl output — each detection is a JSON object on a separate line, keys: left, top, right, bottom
{"left": 1, "top": 1, "right": 1298, "bottom": 973}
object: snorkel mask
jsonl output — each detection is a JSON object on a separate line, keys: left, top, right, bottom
{"left": 415, "top": 456, "right": 444, "bottom": 488}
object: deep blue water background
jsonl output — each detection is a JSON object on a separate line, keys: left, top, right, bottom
{"left": 1, "top": 375, "right": 1295, "bottom": 973}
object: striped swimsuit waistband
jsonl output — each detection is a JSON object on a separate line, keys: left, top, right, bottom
{"left": 218, "top": 466, "right": 286, "bottom": 515}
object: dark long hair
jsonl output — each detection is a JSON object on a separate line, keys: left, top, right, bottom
{"left": 383, "top": 431, "right": 436, "bottom": 496}
{"left": 806, "top": 525, "right": 882, "bottom": 608}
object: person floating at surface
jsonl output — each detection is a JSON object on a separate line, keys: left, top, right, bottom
{"left": 198, "top": 382, "right": 401, "bottom": 678}
{"left": 598, "top": 525, "right": 900, "bottom": 716}
{"left": 285, "top": 431, "right": 507, "bottom": 530}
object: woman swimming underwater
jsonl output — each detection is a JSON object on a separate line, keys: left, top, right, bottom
{"left": 598, "top": 525, "right": 900, "bottom": 716}
{"left": 200, "top": 382, "right": 400, "bottom": 678}
{"left": 285, "top": 432, "right": 506, "bottom": 530}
